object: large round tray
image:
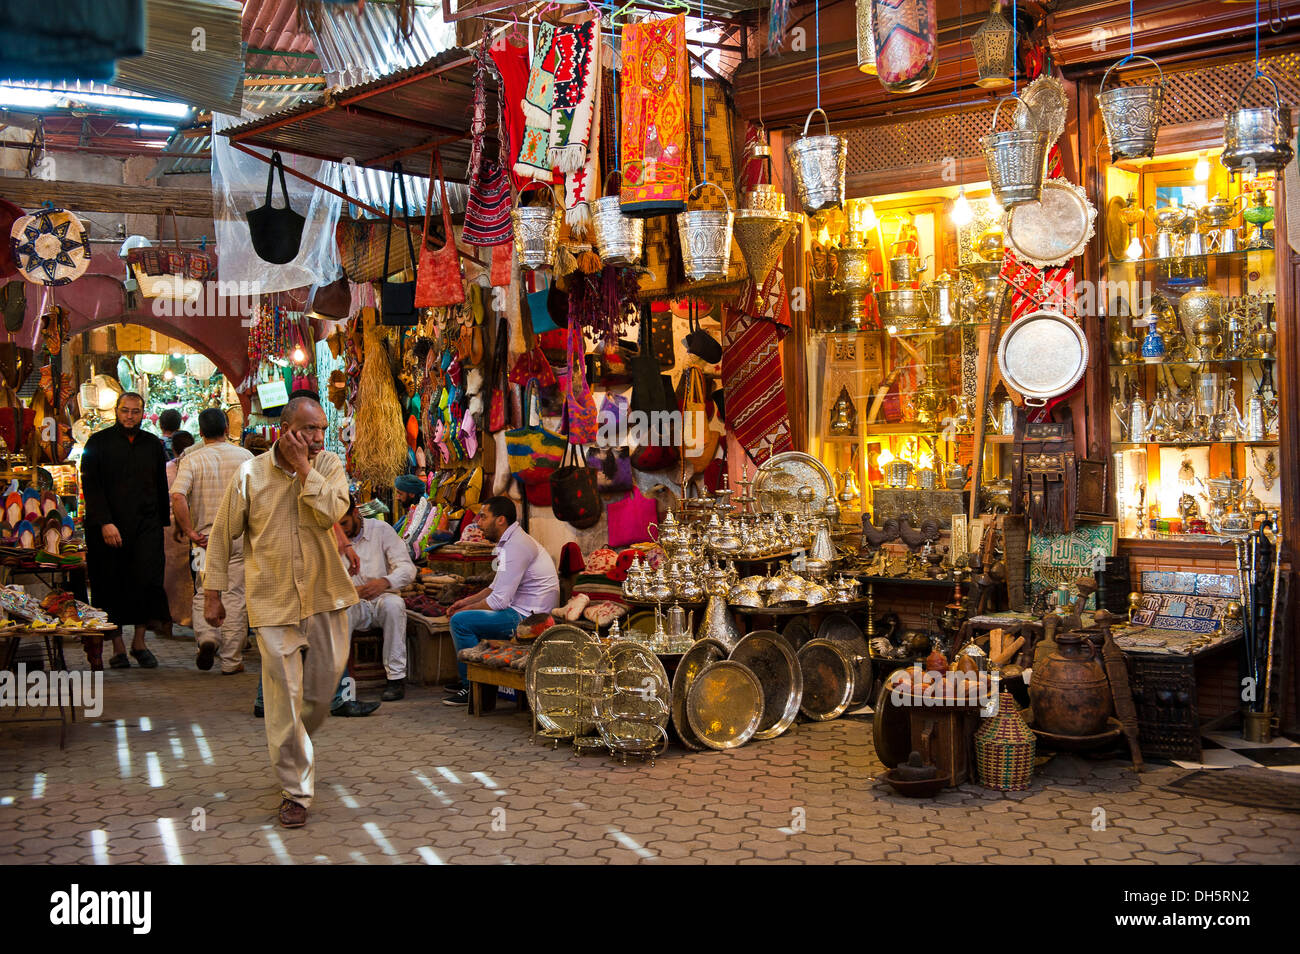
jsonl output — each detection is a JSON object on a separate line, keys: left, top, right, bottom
{"left": 816, "top": 612, "right": 872, "bottom": 706}
{"left": 730, "top": 630, "right": 803, "bottom": 740}
{"left": 685, "top": 659, "right": 765, "bottom": 750}
{"left": 996, "top": 309, "right": 1089, "bottom": 403}
{"left": 1014, "top": 75, "right": 1067, "bottom": 147}
{"left": 797, "top": 638, "right": 856, "bottom": 721}
{"left": 752, "top": 451, "right": 835, "bottom": 514}
{"left": 525, "top": 624, "right": 601, "bottom": 737}
{"left": 671, "top": 638, "right": 730, "bottom": 750}
{"left": 1005, "top": 178, "right": 1097, "bottom": 268}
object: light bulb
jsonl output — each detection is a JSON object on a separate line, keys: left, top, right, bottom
{"left": 1194, "top": 154, "right": 1210, "bottom": 181}
{"left": 817, "top": 224, "right": 832, "bottom": 246}
{"left": 292, "top": 346, "right": 306, "bottom": 364}
{"left": 1126, "top": 235, "right": 1143, "bottom": 260}
{"left": 951, "top": 188, "right": 974, "bottom": 226}
{"left": 163, "top": 369, "right": 174, "bottom": 381}
{"left": 886, "top": 324, "right": 898, "bottom": 336}
{"left": 859, "top": 203, "right": 878, "bottom": 231}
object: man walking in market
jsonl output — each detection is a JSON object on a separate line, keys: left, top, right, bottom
{"left": 203, "top": 396, "right": 357, "bottom": 829}
{"left": 170, "top": 407, "right": 253, "bottom": 674}
{"left": 81, "top": 391, "right": 171, "bottom": 669}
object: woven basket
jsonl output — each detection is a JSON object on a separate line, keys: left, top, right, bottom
{"left": 974, "top": 692, "right": 1036, "bottom": 791}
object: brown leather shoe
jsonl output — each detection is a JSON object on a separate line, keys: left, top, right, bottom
{"left": 278, "top": 799, "right": 307, "bottom": 828}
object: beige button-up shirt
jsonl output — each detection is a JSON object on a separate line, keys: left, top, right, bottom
{"left": 205, "top": 444, "right": 358, "bottom": 628}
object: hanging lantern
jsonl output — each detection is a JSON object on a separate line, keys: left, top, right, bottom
{"left": 855, "top": 0, "right": 877, "bottom": 75}
{"left": 733, "top": 141, "right": 804, "bottom": 286}
{"left": 971, "top": 0, "right": 1015, "bottom": 89}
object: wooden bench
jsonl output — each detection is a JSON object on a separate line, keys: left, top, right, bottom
{"left": 465, "top": 663, "right": 527, "bottom": 716}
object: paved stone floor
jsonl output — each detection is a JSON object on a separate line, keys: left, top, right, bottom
{"left": 1, "top": 633, "right": 1298, "bottom": 865}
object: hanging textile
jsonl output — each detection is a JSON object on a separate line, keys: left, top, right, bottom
{"left": 463, "top": 35, "right": 513, "bottom": 247}
{"left": 721, "top": 266, "right": 793, "bottom": 463}
{"left": 491, "top": 38, "right": 532, "bottom": 194}
{"left": 618, "top": 15, "right": 689, "bottom": 216}
{"left": 564, "top": 52, "right": 602, "bottom": 234}
{"left": 514, "top": 23, "right": 558, "bottom": 182}
{"left": 563, "top": 320, "right": 598, "bottom": 444}
{"left": 548, "top": 19, "right": 600, "bottom": 175}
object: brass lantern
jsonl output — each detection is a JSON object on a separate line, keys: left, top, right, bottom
{"left": 855, "top": 0, "right": 877, "bottom": 75}
{"left": 971, "top": 0, "right": 1015, "bottom": 89}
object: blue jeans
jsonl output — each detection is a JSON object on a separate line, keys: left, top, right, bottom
{"left": 257, "top": 670, "right": 350, "bottom": 712}
{"left": 449, "top": 609, "right": 522, "bottom": 681}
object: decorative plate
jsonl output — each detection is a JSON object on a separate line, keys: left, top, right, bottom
{"left": 10, "top": 209, "right": 90, "bottom": 286}
{"left": 997, "top": 309, "right": 1090, "bottom": 403}
{"left": 1014, "top": 76, "right": 1068, "bottom": 148}
{"left": 753, "top": 451, "right": 835, "bottom": 514}
{"left": 797, "top": 638, "right": 856, "bottom": 721}
{"left": 686, "top": 659, "right": 765, "bottom": 750}
{"left": 524, "top": 624, "right": 600, "bottom": 737}
{"left": 730, "top": 630, "right": 803, "bottom": 740}
{"left": 671, "top": 637, "right": 730, "bottom": 750}
{"left": 1004, "top": 179, "right": 1097, "bottom": 267}
{"left": 602, "top": 639, "right": 671, "bottom": 729}
{"left": 815, "top": 612, "right": 872, "bottom": 706}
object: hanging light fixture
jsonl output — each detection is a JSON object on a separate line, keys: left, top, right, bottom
{"left": 855, "top": 0, "right": 877, "bottom": 74}
{"left": 971, "top": 0, "right": 1015, "bottom": 89}
{"left": 952, "top": 187, "right": 974, "bottom": 226}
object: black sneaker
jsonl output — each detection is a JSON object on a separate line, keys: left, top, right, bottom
{"left": 441, "top": 680, "right": 465, "bottom": 694}
{"left": 196, "top": 641, "right": 217, "bottom": 671}
{"left": 442, "top": 687, "right": 471, "bottom": 707}
{"left": 331, "top": 700, "right": 381, "bottom": 717}
{"left": 108, "top": 653, "right": 131, "bottom": 669}
{"left": 130, "top": 648, "right": 159, "bottom": 669}
{"left": 381, "top": 679, "right": 405, "bottom": 701}
{"left": 253, "top": 704, "right": 264, "bottom": 718}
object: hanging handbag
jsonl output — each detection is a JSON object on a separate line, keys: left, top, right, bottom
{"left": 550, "top": 443, "right": 603, "bottom": 529}
{"left": 246, "top": 152, "right": 306, "bottom": 265}
{"left": 684, "top": 298, "right": 722, "bottom": 363}
{"left": 309, "top": 273, "right": 351, "bottom": 321}
{"left": 415, "top": 149, "right": 466, "bottom": 308}
{"left": 128, "top": 208, "right": 215, "bottom": 301}
{"left": 505, "top": 379, "right": 566, "bottom": 506}
{"left": 489, "top": 242, "right": 513, "bottom": 287}
{"left": 524, "top": 274, "right": 558, "bottom": 333}
{"left": 380, "top": 162, "right": 420, "bottom": 326}
{"left": 461, "top": 34, "right": 514, "bottom": 248}
{"left": 1, "top": 281, "right": 25, "bottom": 333}
{"left": 587, "top": 446, "right": 634, "bottom": 493}
{"left": 336, "top": 168, "right": 419, "bottom": 283}
{"left": 607, "top": 486, "right": 658, "bottom": 548}
{"left": 488, "top": 315, "right": 509, "bottom": 433}
{"left": 629, "top": 303, "right": 679, "bottom": 472}
{"left": 677, "top": 365, "right": 720, "bottom": 469}
{"left": 563, "top": 319, "right": 598, "bottom": 444}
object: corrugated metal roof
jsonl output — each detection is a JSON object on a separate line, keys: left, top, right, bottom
{"left": 221, "top": 47, "right": 480, "bottom": 181}
{"left": 114, "top": 0, "right": 246, "bottom": 114}
{"left": 148, "top": 129, "right": 214, "bottom": 176}
{"left": 307, "top": 2, "right": 456, "bottom": 88}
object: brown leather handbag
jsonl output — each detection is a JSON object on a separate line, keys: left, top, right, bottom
{"left": 414, "top": 150, "right": 465, "bottom": 308}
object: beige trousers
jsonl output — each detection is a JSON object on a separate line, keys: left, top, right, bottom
{"left": 193, "top": 548, "right": 247, "bottom": 672}
{"left": 256, "top": 609, "right": 351, "bottom": 808}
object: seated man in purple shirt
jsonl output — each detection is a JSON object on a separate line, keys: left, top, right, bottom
{"left": 444, "top": 496, "right": 560, "bottom": 706}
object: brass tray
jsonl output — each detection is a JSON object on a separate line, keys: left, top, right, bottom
{"left": 872, "top": 680, "right": 913, "bottom": 768}
{"left": 525, "top": 624, "right": 601, "bottom": 737}
{"left": 1014, "top": 75, "right": 1067, "bottom": 147}
{"left": 601, "top": 639, "right": 670, "bottom": 728}
{"left": 797, "top": 638, "right": 856, "bottom": 721}
{"left": 815, "top": 612, "right": 872, "bottom": 706}
{"left": 1004, "top": 179, "right": 1096, "bottom": 268}
{"left": 730, "top": 630, "right": 803, "bottom": 740}
{"left": 996, "top": 309, "right": 1089, "bottom": 403}
{"left": 671, "top": 637, "right": 730, "bottom": 750}
{"left": 752, "top": 451, "right": 835, "bottom": 514}
{"left": 782, "top": 617, "right": 813, "bottom": 651}
{"left": 686, "top": 660, "right": 765, "bottom": 750}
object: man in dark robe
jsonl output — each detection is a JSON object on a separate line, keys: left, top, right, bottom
{"left": 81, "top": 391, "right": 171, "bottom": 669}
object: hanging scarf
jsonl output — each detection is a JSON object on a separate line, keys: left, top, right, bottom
{"left": 722, "top": 266, "right": 793, "bottom": 463}
{"left": 514, "top": 22, "right": 558, "bottom": 183}
{"left": 564, "top": 56, "right": 601, "bottom": 233}
{"left": 619, "top": 15, "right": 689, "bottom": 216}
{"left": 491, "top": 37, "right": 532, "bottom": 193}
{"left": 547, "top": 19, "right": 599, "bottom": 175}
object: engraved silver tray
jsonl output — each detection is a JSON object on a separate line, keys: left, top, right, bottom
{"left": 1014, "top": 75, "right": 1068, "bottom": 147}
{"left": 996, "top": 309, "right": 1090, "bottom": 403}
{"left": 753, "top": 451, "right": 835, "bottom": 513}
{"left": 1005, "top": 179, "right": 1097, "bottom": 267}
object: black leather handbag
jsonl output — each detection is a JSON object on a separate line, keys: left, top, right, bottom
{"left": 380, "top": 162, "right": 419, "bottom": 326}
{"left": 246, "top": 152, "right": 305, "bottom": 265}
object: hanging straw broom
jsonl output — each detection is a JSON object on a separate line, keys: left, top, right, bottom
{"left": 350, "top": 315, "right": 408, "bottom": 487}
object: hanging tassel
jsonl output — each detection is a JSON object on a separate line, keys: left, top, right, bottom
{"left": 767, "top": 0, "right": 791, "bottom": 53}
{"left": 576, "top": 247, "right": 603, "bottom": 274}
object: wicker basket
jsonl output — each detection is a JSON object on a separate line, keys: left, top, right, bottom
{"left": 974, "top": 692, "right": 1036, "bottom": 791}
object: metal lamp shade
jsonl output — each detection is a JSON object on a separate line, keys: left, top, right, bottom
{"left": 855, "top": 0, "right": 877, "bottom": 75}
{"left": 971, "top": 0, "right": 1015, "bottom": 90}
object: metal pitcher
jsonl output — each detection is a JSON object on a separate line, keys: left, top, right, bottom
{"left": 590, "top": 172, "right": 645, "bottom": 266}
{"left": 676, "top": 181, "right": 734, "bottom": 282}
{"left": 888, "top": 252, "right": 932, "bottom": 284}
{"left": 511, "top": 183, "right": 562, "bottom": 270}
{"left": 1097, "top": 55, "right": 1164, "bottom": 161}
{"left": 981, "top": 95, "right": 1049, "bottom": 207}
{"left": 1222, "top": 74, "right": 1295, "bottom": 175}
{"left": 786, "top": 108, "right": 847, "bottom": 214}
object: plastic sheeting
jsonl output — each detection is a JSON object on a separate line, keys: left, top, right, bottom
{"left": 211, "top": 111, "right": 343, "bottom": 293}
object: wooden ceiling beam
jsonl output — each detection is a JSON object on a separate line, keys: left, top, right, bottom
{"left": 0, "top": 176, "right": 212, "bottom": 218}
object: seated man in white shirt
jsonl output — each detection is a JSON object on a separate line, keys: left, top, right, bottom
{"left": 444, "top": 496, "right": 560, "bottom": 707}
{"left": 338, "top": 501, "right": 418, "bottom": 701}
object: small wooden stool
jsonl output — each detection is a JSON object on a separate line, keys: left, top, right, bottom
{"left": 465, "top": 663, "right": 527, "bottom": 716}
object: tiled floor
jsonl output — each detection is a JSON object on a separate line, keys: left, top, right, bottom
{"left": 1, "top": 634, "right": 1298, "bottom": 865}
{"left": 1175, "top": 733, "right": 1300, "bottom": 773}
